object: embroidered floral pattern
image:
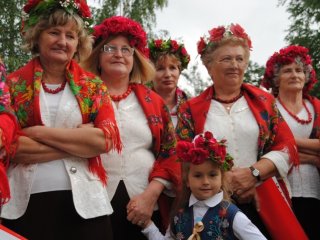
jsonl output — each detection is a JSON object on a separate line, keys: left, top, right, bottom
{"left": 0, "top": 61, "right": 10, "bottom": 112}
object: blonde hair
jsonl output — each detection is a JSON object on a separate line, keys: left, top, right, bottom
{"left": 81, "top": 36, "right": 155, "bottom": 83}
{"left": 201, "top": 37, "right": 250, "bottom": 69}
{"left": 22, "top": 9, "right": 93, "bottom": 62}
{"left": 152, "top": 54, "right": 182, "bottom": 73}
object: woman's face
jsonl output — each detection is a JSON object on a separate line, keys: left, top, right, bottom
{"left": 187, "top": 161, "right": 222, "bottom": 201}
{"left": 38, "top": 21, "right": 78, "bottom": 65}
{"left": 278, "top": 62, "right": 306, "bottom": 94}
{"left": 207, "top": 45, "right": 248, "bottom": 88}
{"left": 99, "top": 35, "right": 134, "bottom": 80}
{"left": 154, "top": 56, "right": 180, "bottom": 93}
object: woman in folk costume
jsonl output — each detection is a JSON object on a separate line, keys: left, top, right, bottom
{"left": 148, "top": 38, "right": 190, "bottom": 128}
{"left": 1, "top": 1, "right": 121, "bottom": 239}
{"left": 82, "top": 16, "right": 180, "bottom": 240}
{"left": 176, "top": 23, "right": 307, "bottom": 239}
{"left": 261, "top": 45, "right": 320, "bottom": 240}
{"left": 142, "top": 131, "right": 267, "bottom": 240}
{"left": 0, "top": 57, "right": 19, "bottom": 208}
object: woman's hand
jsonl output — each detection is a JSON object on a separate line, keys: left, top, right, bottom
{"left": 299, "top": 152, "right": 320, "bottom": 168}
{"left": 127, "top": 180, "right": 164, "bottom": 227}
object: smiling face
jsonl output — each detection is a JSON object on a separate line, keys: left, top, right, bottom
{"left": 38, "top": 21, "right": 79, "bottom": 66}
{"left": 153, "top": 55, "right": 180, "bottom": 93}
{"left": 187, "top": 161, "right": 222, "bottom": 201}
{"left": 278, "top": 62, "right": 306, "bottom": 94}
{"left": 99, "top": 35, "right": 134, "bottom": 81}
{"left": 207, "top": 44, "right": 248, "bottom": 89}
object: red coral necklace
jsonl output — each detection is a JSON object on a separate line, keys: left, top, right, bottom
{"left": 42, "top": 81, "right": 67, "bottom": 94}
{"left": 278, "top": 97, "right": 312, "bottom": 125}
{"left": 213, "top": 91, "right": 243, "bottom": 104}
{"left": 110, "top": 84, "right": 133, "bottom": 102}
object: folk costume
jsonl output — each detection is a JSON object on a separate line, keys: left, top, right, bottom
{"left": 176, "top": 83, "right": 307, "bottom": 239}
{"left": 1, "top": 58, "right": 121, "bottom": 238}
{"left": 0, "top": 60, "right": 19, "bottom": 206}
{"left": 102, "top": 83, "right": 180, "bottom": 238}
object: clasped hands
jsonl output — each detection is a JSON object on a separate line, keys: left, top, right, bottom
{"left": 126, "top": 191, "right": 157, "bottom": 228}
{"left": 225, "top": 167, "right": 260, "bottom": 210}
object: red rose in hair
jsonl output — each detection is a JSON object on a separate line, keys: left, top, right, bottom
{"left": 181, "top": 47, "right": 188, "bottom": 56}
{"left": 23, "top": 0, "right": 41, "bottom": 13}
{"left": 78, "top": 0, "right": 92, "bottom": 18}
{"left": 194, "top": 135, "right": 206, "bottom": 148}
{"left": 197, "top": 37, "right": 207, "bottom": 54}
{"left": 176, "top": 141, "right": 194, "bottom": 162}
{"left": 189, "top": 148, "right": 209, "bottom": 165}
{"left": 209, "top": 26, "right": 225, "bottom": 42}
{"left": 230, "top": 24, "right": 252, "bottom": 49}
{"left": 204, "top": 131, "right": 213, "bottom": 140}
{"left": 170, "top": 40, "right": 179, "bottom": 52}
{"left": 154, "top": 39, "right": 163, "bottom": 48}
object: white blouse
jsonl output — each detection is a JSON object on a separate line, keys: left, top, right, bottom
{"left": 101, "top": 92, "right": 160, "bottom": 207}
{"left": 276, "top": 99, "right": 320, "bottom": 200}
{"left": 204, "top": 97, "right": 289, "bottom": 178}
{"left": 142, "top": 191, "right": 267, "bottom": 240}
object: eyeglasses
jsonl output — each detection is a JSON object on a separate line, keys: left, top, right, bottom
{"left": 102, "top": 45, "right": 134, "bottom": 57}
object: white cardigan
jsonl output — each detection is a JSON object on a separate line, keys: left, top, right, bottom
{"left": 1, "top": 85, "right": 113, "bottom": 219}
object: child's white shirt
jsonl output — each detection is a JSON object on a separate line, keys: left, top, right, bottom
{"left": 142, "top": 192, "right": 267, "bottom": 240}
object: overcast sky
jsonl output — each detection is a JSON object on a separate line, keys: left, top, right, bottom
{"left": 153, "top": 0, "right": 291, "bottom": 78}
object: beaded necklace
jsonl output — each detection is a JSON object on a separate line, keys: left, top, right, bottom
{"left": 278, "top": 97, "right": 312, "bottom": 125}
{"left": 110, "top": 84, "right": 133, "bottom": 102}
{"left": 212, "top": 91, "right": 243, "bottom": 104}
{"left": 42, "top": 81, "right": 66, "bottom": 94}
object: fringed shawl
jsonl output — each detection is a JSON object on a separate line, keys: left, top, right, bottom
{"left": 6, "top": 57, "right": 121, "bottom": 185}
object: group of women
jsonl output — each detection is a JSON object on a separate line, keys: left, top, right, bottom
{"left": 0, "top": 0, "right": 318, "bottom": 240}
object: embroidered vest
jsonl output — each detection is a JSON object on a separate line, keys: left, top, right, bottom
{"left": 172, "top": 201, "right": 239, "bottom": 240}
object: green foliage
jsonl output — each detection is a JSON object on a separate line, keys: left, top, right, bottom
{"left": 181, "top": 62, "right": 211, "bottom": 97}
{"left": 244, "top": 61, "right": 265, "bottom": 86}
{"left": 93, "top": 0, "right": 168, "bottom": 32}
{"left": 279, "top": 0, "right": 320, "bottom": 97}
{"left": 0, "top": 0, "right": 31, "bottom": 73}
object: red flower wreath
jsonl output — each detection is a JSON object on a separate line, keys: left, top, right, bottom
{"left": 148, "top": 38, "right": 191, "bottom": 70}
{"left": 261, "top": 45, "right": 317, "bottom": 95}
{"left": 176, "top": 131, "right": 234, "bottom": 171}
{"left": 22, "top": 0, "right": 93, "bottom": 33}
{"left": 197, "top": 23, "right": 252, "bottom": 55}
{"left": 93, "top": 16, "right": 149, "bottom": 58}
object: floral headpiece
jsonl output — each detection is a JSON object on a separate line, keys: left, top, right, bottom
{"left": 0, "top": 61, "right": 10, "bottom": 112}
{"left": 148, "top": 39, "right": 190, "bottom": 70}
{"left": 261, "top": 45, "right": 317, "bottom": 95}
{"left": 197, "top": 23, "right": 252, "bottom": 55}
{"left": 21, "top": 0, "right": 93, "bottom": 34}
{"left": 176, "top": 131, "right": 234, "bottom": 171}
{"left": 93, "top": 16, "right": 149, "bottom": 58}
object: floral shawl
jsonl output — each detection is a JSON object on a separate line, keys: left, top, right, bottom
{"left": 176, "top": 83, "right": 300, "bottom": 238}
{"left": 172, "top": 87, "right": 188, "bottom": 116}
{"left": 0, "top": 61, "right": 19, "bottom": 205}
{"left": 176, "top": 83, "right": 298, "bottom": 165}
{"left": 6, "top": 57, "right": 121, "bottom": 185}
{"left": 306, "top": 95, "right": 320, "bottom": 140}
{"left": 132, "top": 84, "right": 181, "bottom": 230}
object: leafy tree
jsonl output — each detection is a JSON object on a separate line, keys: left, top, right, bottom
{"left": 93, "top": 0, "right": 168, "bottom": 32}
{"left": 244, "top": 61, "right": 265, "bottom": 86}
{"left": 279, "top": 0, "right": 320, "bottom": 97}
{"left": 0, "top": 0, "right": 31, "bottom": 73}
{"left": 181, "top": 62, "right": 211, "bottom": 97}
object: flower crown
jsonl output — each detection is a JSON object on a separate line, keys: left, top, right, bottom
{"left": 21, "top": 0, "right": 93, "bottom": 33}
{"left": 0, "top": 61, "right": 10, "bottom": 112}
{"left": 93, "top": 16, "right": 149, "bottom": 58}
{"left": 176, "top": 131, "right": 234, "bottom": 171}
{"left": 261, "top": 45, "right": 317, "bottom": 95}
{"left": 148, "top": 39, "right": 191, "bottom": 70}
{"left": 197, "top": 23, "right": 252, "bottom": 55}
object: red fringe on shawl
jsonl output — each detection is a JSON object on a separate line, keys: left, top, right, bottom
{"left": 256, "top": 178, "right": 308, "bottom": 240}
{"left": 0, "top": 113, "right": 19, "bottom": 206}
{"left": 89, "top": 120, "right": 122, "bottom": 186}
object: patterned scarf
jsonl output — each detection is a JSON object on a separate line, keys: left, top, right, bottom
{"left": 7, "top": 57, "right": 121, "bottom": 185}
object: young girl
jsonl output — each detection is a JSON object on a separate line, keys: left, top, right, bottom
{"left": 141, "top": 131, "right": 267, "bottom": 239}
